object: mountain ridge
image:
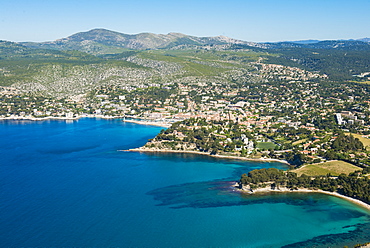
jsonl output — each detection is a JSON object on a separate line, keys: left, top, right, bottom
{"left": 21, "top": 28, "right": 257, "bottom": 54}
{"left": 19, "top": 28, "right": 370, "bottom": 55}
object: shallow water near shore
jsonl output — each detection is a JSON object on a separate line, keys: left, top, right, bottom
{"left": 0, "top": 118, "right": 369, "bottom": 247}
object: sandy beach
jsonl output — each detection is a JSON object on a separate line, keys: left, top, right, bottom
{"left": 122, "top": 119, "right": 172, "bottom": 128}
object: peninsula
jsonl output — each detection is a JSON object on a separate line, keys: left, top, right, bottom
{"left": 236, "top": 167, "right": 370, "bottom": 211}
{"left": 128, "top": 117, "right": 368, "bottom": 170}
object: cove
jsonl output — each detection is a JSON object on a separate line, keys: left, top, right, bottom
{"left": 0, "top": 118, "right": 369, "bottom": 247}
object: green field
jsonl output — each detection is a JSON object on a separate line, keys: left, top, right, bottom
{"left": 257, "top": 142, "right": 277, "bottom": 150}
{"left": 291, "top": 160, "right": 361, "bottom": 176}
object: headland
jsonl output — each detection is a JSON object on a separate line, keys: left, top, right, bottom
{"left": 234, "top": 183, "right": 370, "bottom": 212}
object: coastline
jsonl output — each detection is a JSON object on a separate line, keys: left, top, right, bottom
{"left": 124, "top": 122, "right": 370, "bottom": 214}
{"left": 129, "top": 147, "right": 370, "bottom": 212}
{"left": 234, "top": 184, "right": 370, "bottom": 212}
{"left": 0, "top": 114, "right": 124, "bottom": 121}
{"left": 126, "top": 147, "right": 290, "bottom": 164}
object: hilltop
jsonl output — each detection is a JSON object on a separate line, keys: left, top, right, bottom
{"left": 19, "top": 29, "right": 370, "bottom": 54}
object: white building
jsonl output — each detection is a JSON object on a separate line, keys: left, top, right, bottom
{"left": 335, "top": 113, "right": 345, "bottom": 125}
{"left": 66, "top": 112, "right": 74, "bottom": 119}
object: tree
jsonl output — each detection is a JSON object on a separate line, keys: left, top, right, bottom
{"left": 332, "top": 134, "right": 364, "bottom": 151}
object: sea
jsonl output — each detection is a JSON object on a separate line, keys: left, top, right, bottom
{"left": 0, "top": 118, "right": 369, "bottom": 248}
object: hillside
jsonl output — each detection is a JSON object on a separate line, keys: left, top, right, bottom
{"left": 262, "top": 42, "right": 370, "bottom": 80}
{"left": 0, "top": 40, "right": 282, "bottom": 97}
{"left": 15, "top": 29, "right": 370, "bottom": 81}
{"left": 0, "top": 41, "right": 146, "bottom": 96}
{"left": 1, "top": 29, "right": 370, "bottom": 98}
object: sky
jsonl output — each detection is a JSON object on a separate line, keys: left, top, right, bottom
{"left": 1, "top": 0, "right": 369, "bottom": 43}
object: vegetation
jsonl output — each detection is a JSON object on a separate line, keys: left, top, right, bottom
{"left": 261, "top": 41, "right": 370, "bottom": 81}
{"left": 332, "top": 133, "right": 364, "bottom": 151}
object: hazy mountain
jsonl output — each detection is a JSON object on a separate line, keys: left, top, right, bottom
{"left": 288, "top": 38, "right": 370, "bottom": 44}
{"left": 263, "top": 40, "right": 370, "bottom": 51}
{"left": 286, "top": 40, "right": 321, "bottom": 44}
{"left": 357, "top": 38, "right": 370, "bottom": 42}
{"left": 20, "top": 29, "right": 370, "bottom": 55}
{"left": 21, "top": 29, "right": 256, "bottom": 54}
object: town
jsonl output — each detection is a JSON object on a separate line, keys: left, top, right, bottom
{"left": 1, "top": 55, "right": 370, "bottom": 170}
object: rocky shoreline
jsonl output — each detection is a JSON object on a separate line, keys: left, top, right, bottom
{"left": 233, "top": 183, "right": 370, "bottom": 212}
{"left": 126, "top": 147, "right": 290, "bottom": 164}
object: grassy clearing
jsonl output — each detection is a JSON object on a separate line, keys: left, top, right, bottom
{"left": 352, "top": 81, "right": 370, "bottom": 85}
{"left": 291, "top": 160, "right": 362, "bottom": 177}
{"left": 292, "top": 139, "right": 307, "bottom": 146}
{"left": 257, "top": 142, "right": 276, "bottom": 150}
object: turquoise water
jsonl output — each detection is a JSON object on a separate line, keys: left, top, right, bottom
{"left": 0, "top": 118, "right": 369, "bottom": 247}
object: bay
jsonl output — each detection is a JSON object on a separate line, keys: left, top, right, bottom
{"left": 0, "top": 118, "right": 369, "bottom": 247}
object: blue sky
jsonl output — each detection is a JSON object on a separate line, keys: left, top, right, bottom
{"left": 1, "top": 0, "right": 369, "bottom": 42}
